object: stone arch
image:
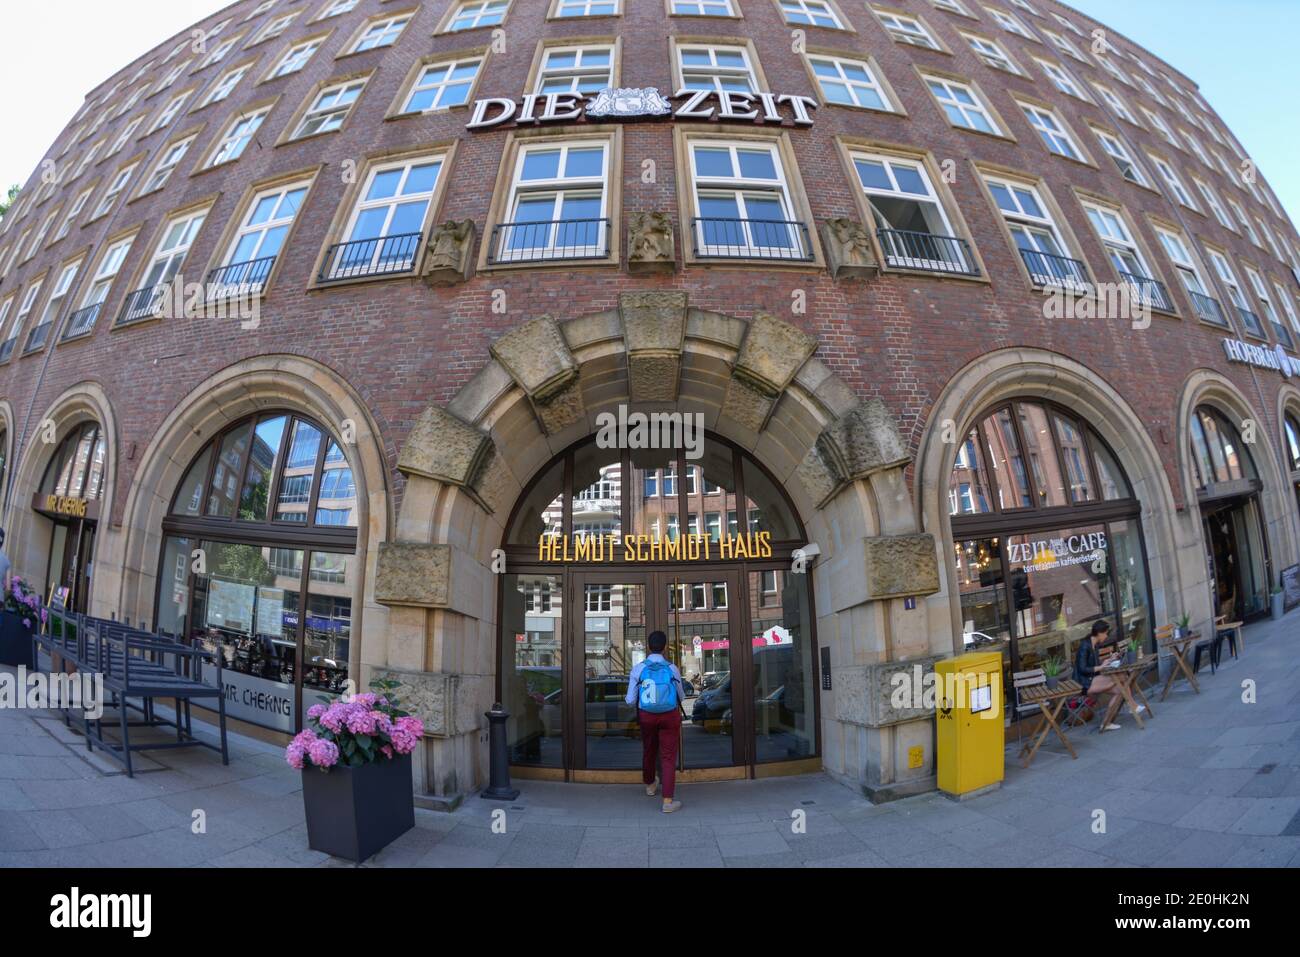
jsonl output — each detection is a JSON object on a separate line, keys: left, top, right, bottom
{"left": 3, "top": 381, "right": 118, "bottom": 612}
{"left": 1278, "top": 384, "right": 1300, "bottom": 552}
{"left": 0, "top": 398, "right": 15, "bottom": 519}
{"left": 112, "top": 355, "right": 391, "bottom": 683}
{"left": 913, "top": 348, "right": 1189, "bottom": 655}
{"left": 1178, "top": 370, "right": 1299, "bottom": 592}
{"left": 373, "top": 293, "right": 940, "bottom": 802}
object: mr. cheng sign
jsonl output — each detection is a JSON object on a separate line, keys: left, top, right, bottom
{"left": 467, "top": 87, "right": 818, "bottom": 131}
{"left": 539, "top": 531, "right": 774, "bottom": 563}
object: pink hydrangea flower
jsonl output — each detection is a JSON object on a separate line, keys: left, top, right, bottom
{"left": 389, "top": 716, "right": 424, "bottom": 754}
{"left": 344, "top": 706, "right": 380, "bottom": 736}
{"left": 306, "top": 703, "right": 326, "bottom": 720}
{"left": 285, "top": 742, "right": 307, "bottom": 770}
{"left": 318, "top": 704, "right": 346, "bottom": 733}
{"left": 307, "top": 737, "right": 340, "bottom": 768}
{"left": 381, "top": 745, "right": 394, "bottom": 759}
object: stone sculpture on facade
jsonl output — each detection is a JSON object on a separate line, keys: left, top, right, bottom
{"left": 422, "top": 220, "right": 476, "bottom": 286}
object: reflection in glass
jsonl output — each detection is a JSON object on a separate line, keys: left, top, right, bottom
{"left": 1019, "top": 403, "right": 1068, "bottom": 508}
{"left": 172, "top": 447, "right": 213, "bottom": 516}
{"left": 954, "top": 538, "right": 1011, "bottom": 691}
{"left": 501, "top": 574, "right": 563, "bottom": 766}
{"left": 157, "top": 535, "right": 195, "bottom": 636}
{"left": 984, "top": 409, "right": 1032, "bottom": 509}
{"left": 303, "top": 551, "right": 353, "bottom": 705}
{"left": 315, "top": 441, "right": 357, "bottom": 526}
{"left": 669, "top": 580, "right": 733, "bottom": 768}
{"left": 750, "top": 570, "right": 815, "bottom": 762}
{"left": 275, "top": 419, "right": 323, "bottom": 522}
{"left": 1109, "top": 520, "right": 1150, "bottom": 648}
{"left": 572, "top": 444, "right": 622, "bottom": 541}
{"left": 239, "top": 415, "right": 286, "bottom": 522}
{"left": 584, "top": 583, "right": 646, "bottom": 769}
{"left": 631, "top": 447, "right": 679, "bottom": 538}
{"left": 1053, "top": 414, "right": 1095, "bottom": 503}
{"left": 207, "top": 421, "right": 253, "bottom": 517}
{"left": 949, "top": 428, "right": 993, "bottom": 515}
{"left": 742, "top": 458, "right": 799, "bottom": 540}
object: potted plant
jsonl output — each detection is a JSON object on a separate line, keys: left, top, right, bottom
{"left": 1173, "top": 613, "right": 1191, "bottom": 640}
{"left": 1271, "top": 585, "right": 1285, "bottom": 621}
{"left": 0, "top": 576, "right": 46, "bottom": 669}
{"left": 287, "top": 678, "right": 424, "bottom": 863}
{"left": 1124, "top": 637, "right": 1141, "bottom": 665}
{"left": 1042, "top": 656, "right": 1064, "bottom": 690}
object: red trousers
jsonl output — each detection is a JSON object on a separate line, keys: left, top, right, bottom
{"left": 639, "top": 708, "right": 682, "bottom": 799}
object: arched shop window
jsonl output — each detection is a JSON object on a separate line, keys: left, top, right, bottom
{"left": 155, "top": 411, "right": 358, "bottom": 733}
{"left": 1286, "top": 413, "right": 1300, "bottom": 473}
{"left": 947, "top": 399, "right": 1152, "bottom": 713}
{"left": 498, "top": 433, "right": 818, "bottom": 775}
{"left": 1190, "top": 405, "right": 1270, "bottom": 621}
{"left": 39, "top": 422, "right": 108, "bottom": 502}
{"left": 0, "top": 425, "right": 8, "bottom": 505}
{"left": 35, "top": 422, "right": 108, "bottom": 612}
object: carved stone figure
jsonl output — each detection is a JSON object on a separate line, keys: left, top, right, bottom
{"left": 422, "top": 220, "right": 475, "bottom": 286}
{"left": 586, "top": 87, "right": 673, "bottom": 119}
{"left": 626, "top": 212, "right": 675, "bottom": 273}
{"left": 820, "top": 217, "right": 879, "bottom": 280}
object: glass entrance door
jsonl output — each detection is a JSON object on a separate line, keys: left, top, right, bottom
{"left": 572, "top": 573, "right": 649, "bottom": 770}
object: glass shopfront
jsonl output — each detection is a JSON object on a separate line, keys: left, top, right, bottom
{"left": 154, "top": 411, "right": 358, "bottom": 732}
{"left": 1285, "top": 413, "right": 1300, "bottom": 521}
{"left": 949, "top": 399, "right": 1152, "bottom": 714}
{"left": 498, "top": 433, "right": 820, "bottom": 779}
{"left": 33, "top": 422, "right": 107, "bottom": 613}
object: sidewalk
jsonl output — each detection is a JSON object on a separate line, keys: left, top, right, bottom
{"left": 1, "top": 612, "right": 1297, "bottom": 868}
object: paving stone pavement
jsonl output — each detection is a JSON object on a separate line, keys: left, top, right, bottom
{"left": 1, "top": 612, "right": 1297, "bottom": 868}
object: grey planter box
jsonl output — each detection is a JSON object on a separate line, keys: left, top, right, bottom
{"left": 0, "top": 610, "right": 34, "bottom": 669}
{"left": 301, "top": 752, "right": 415, "bottom": 863}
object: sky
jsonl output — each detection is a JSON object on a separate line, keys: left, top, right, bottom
{"left": 1, "top": 0, "right": 1298, "bottom": 224}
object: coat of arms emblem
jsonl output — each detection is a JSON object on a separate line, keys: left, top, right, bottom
{"left": 585, "top": 87, "right": 673, "bottom": 119}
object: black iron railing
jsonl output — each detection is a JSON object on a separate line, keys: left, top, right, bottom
{"left": 23, "top": 321, "right": 53, "bottom": 353}
{"left": 1019, "top": 248, "right": 1089, "bottom": 289}
{"left": 61, "top": 302, "right": 102, "bottom": 340}
{"left": 1236, "top": 305, "right": 1266, "bottom": 339}
{"left": 318, "top": 233, "right": 422, "bottom": 282}
{"left": 0, "top": 338, "right": 14, "bottom": 362}
{"left": 489, "top": 219, "right": 609, "bottom": 264}
{"left": 1190, "top": 291, "right": 1227, "bottom": 326}
{"left": 118, "top": 284, "right": 167, "bottom": 325}
{"left": 876, "top": 229, "right": 977, "bottom": 275}
{"left": 206, "top": 256, "right": 276, "bottom": 299}
{"left": 1118, "top": 270, "right": 1174, "bottom": 312}
{"left": 691, "top": 218, "right": 813, "bottom": 261}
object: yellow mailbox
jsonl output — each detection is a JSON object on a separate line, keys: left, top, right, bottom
{"left": 935, "top": 652, "right": 1004, "bottom": 797}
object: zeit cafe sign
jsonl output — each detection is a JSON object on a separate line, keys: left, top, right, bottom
{"left": 467, "top": 86, "right": 818, "bottom": 130}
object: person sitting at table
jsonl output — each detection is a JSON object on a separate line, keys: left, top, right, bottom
{"left": 1074, "top": 620, "right": 1122, "bottom": 731}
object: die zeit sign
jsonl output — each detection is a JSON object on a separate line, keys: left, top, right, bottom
{"left": 42, "top": 494, "right": 89, "bottom": 518}
{"left": 467, "top": 87, "right": 818, "bottom": 131}
{"left": 538, "top": 531, "right": 774, "bottom": 563}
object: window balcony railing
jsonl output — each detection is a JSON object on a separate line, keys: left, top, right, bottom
{"left": 62, "top": 303, "right": 103, "bottom": 340}
{"left": 1019, "top": 248, "right": 1090, "bottom": 290}
{"left": 1118, "top": 270, "right": 1174, "bottom": 313}
{"left": 489, "top": 219, "right": 610, "bottom": 265}
{"left": 1190, "top": 291, "right": 1227, "bottom": 327}
{"left": 205, "top": 256, "right": 276, "bottom": 300}
{"left": 876, "top": 228, "right": 978, "bottom": 276}
{"left": 1236, "top": 305, "right": 1266, "bottom": 339}
{"left": 318, "top": 232, "right": 423, "bottom": 283}
{"left": 0, "top": 339, "right": 15, "bottom": 362}
{"left": 23, "top": 321, "right": 53, "bottom": 353}
{"left": 1271, "top": 320, "right": 1295, "bottom": 351}
{"left": 118, "top": 284, "right": 167, "bottom": 325}
{"left": 691, "top": 217, "right": 813, "bottom": 262}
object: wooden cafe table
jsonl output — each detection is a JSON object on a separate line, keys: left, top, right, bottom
{"left": 1017, "top": 678, "right": 1083, "bottom": 768}
{"left": 1098, "top": 658, "right": 1157, "bottom": 731}
{"left": 1157, "top": 630, "right": 1201, "bottom": 701}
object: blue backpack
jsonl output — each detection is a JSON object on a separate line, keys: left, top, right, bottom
{"left": 638, "top": 660, "right": 678, "bottom": 713}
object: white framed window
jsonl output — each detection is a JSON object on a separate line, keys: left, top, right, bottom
{"left": 1141, "top": 108, "right": 1177, "bottom": 146}
{"left": 0, "top": 296, "right": 15, "bottom": 361}
{"left": 1083, "top": 202, "right": 1156, "bottom": 285}
{"left": 495, "top": 141, "right": 610, "bottom": 262}
{"left": 1208, "top": 249, "right": 1264, "bottom": 338}
{"left": 162, "top": 40, "right": 189, "bottom": 63}
{"left": 92, "top": 162, "right": 137, "bottom": 219}
{"left": 925, "top": 75, "right": 999, "bottom": 134}
{"left": 966, "top": 34, "right": 1019, "bottom": 73}
{"left": 554, "top": 0, "right": 619, "bottom": 16}
{"left": 1133, "top": 73, "right": 1168, "bottom": 107}
{"left": 155, "top": 60, "right": 193, "bottom": 94}
{"left": 24, "top": 212, "right": 58, "bottom": 261}
{"left": 33, "top": 261, "right": 80, "bottom": 349}
{"left": 1226, "top": 199, "right": 1258, "bottom": 245}
{"left": 292, "top": 79, "right": 366, "bottom": 138}
{"left": 201, "top": 34, "right": 242, "bottom": 69}
{"left": 672, "top": 0, "right": 736, "bottom": 14}
{"left": 1094, "top": 55, "right": 1130, "bottom": 86}
{"left": 244, "top": 1, "right": 276, "bottom": 22}
{"left": 1180, "top": 129, "right": 1211, "bottom": 168}
{"left": 72, "top": 142, "right": 104, "bottom": 181}
{"left": 9, "top": 281, "right": 43, "bottom": 353}
{"left": 446, "top": 1, "right": 510, "bottom": 32}
{"left": 851, "top": 151, "right": 970, "bottom": 273}
{"left": 270, "top": 38, "right": 323, "bottom": 78}
{"left": 150, "top": 91, "right": 192, "bottom": 132}
{"left": 107, "top": 118, "right": 143, "bottom": 158}
{"left": 121, "top": 211, "right": 205, "bottom": 322}
{"left": 350, "top": 13, "right": 412, "bottom": 50}
{"left": 140, "top": 136, "right": 194, "bottom": 194}
{"left": 1157, "top": 227, "right": 1220, "bottom": 324}
{"left": 985, "top": 175, "right": 1083, "bottom": 287}
{"left": 1052, "top": 12, "right": 1083, "bottom": 35}
{"left": 1272, "top": 279, "right": 1300, "bottom": 340}
{"left": 875, "top": 10, "right": 941, "bottom": 49}
{"left": 807, "top": 55, "right": 893, "bottom": 111}
{"left": 778, "top": 0, "right": 844, "bottom": 29}
{"left": 536, "top": 46, "right": 614, "bottom": 95}
{"left": 1192, "top": 178, "right": 1231, "bottom": 230}
{"left": 55, "top": 188, "right": 93, "bottom": 241}
{"left": 688, "top": 140, "right": 807, "bottom": 260}
{"left": 1036, "top": 59, "right": 1085, "bottom": 98}
{"left": 68, "top": 238, "right": 132, "bottom": 337}
{"left": 405, "top": 57, "right": 483, "bottom": 111}
{"left": 1043, "top": 29, "right": 1087, "bottom": 63}
{"left": 986, "top": 7, "right": 1034, "bottom": 38}
{"left": 679, "top": 45, "right": 758, "bottom": 94}
{"left": 320, "top": 0, "right": 359, "bottom": 18}
{"left": 212, "top": 182, "right": 308, "bottom": 296}
{"left": 1258, "top": 219, "right": 1285, "bottom": 262}
{"left": 324, "top": 157, "right": 444, "bottom": 280}
{"left": 1091, "top": 83, "right": 1137, "bottom": 125}
{"left": 252, "top": 12, "right": 298, "bottom": 45}
{"left": 1020, "top": 102, "right": 1081, "bottom": 160}
{"left": 930, "top": 0, "right": 971, "bottom": 13}
{"left": 1245, "top": 266, "right": 1287, "bottom": 344}
{"left": 208, "top": 108, "right": 268, "bottom": 166}
{"left": 1148, "top": 154, "right": 1197, "bottom": 210}
{"left": 1092, "top": 129, "right": 1149, "bottom": 187}
{"left": 204, "top": 64, "right": 250, "bottom": 107}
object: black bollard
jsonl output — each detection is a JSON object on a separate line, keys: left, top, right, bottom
{"left": 481, "top": 702, "right": 520, "bottom": 801}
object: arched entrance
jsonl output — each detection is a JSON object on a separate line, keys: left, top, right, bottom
{"left": 499, "top": 433, "right": 818, "bottom": 781}
{"left": 34, "top": 422, "right": 107, "bottom": 612}
{"left": 1283, "top": 409, "right": 1300, "bottom": 524}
